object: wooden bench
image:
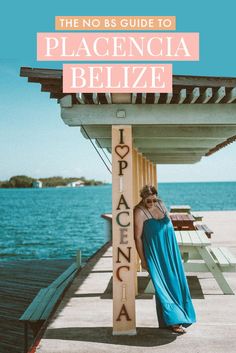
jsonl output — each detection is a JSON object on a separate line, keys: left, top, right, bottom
{"left": 144, "top": 231, "right": 236, "bottom": 295}
{"left": 170, "top": 205, "right": 191, "bottom": 213}
{"left": 170, "top": 213, "right": 196, "bottom": 230}
{"left": 195, "top": 223, "right": 214, "bottom": 238}
{"left": 191, "top": 212, "right": 204, "bottom": 221}
{"left": 19, "top": 256, "right": 81, "bottom": 353}
{"left": 209, "top": 246, "right": 236, "bottom": 269}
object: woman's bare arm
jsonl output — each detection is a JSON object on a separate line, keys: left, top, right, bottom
{"left": 133, "top": 207, "right": 148, "bottom": 270}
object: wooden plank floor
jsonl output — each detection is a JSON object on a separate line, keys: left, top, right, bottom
{"left": 35, "top": 212, "right": 236, "bottom": 353}
{"left": 0, "top": 259, "right": 73, "bottom": 353}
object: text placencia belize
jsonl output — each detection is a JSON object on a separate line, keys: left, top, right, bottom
{"left": 37, "top": 31, "right": 199, "bottom": 93}
{"left": 38, "top": 33, "right": 198, "bottom": 60}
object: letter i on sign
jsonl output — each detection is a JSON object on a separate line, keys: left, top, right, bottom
{"left": 119, "top": 129, "right": 124, "bottom": 144}
{"left": 119, "top": 128, "right": 124, "bottom": 191}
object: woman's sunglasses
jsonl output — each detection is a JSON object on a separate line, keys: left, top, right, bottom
{"left": 146, "top": 198, "right": 158, "bottom": 204}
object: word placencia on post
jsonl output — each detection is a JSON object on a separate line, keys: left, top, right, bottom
{"left": 112, "top": 126, "right": 136, "bottom": 334}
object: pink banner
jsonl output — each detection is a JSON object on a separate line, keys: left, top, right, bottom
{"left": 63, "top": 64, "right": 172, "bottom": 93}
{"left": 37, "top": 32, "right": 199, "bottom": 61}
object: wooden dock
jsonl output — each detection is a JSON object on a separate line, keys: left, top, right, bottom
{"left": 0, "top": 259, "right": 74, "bottom": 353}
{"left": 2, "top": 211, "right": 236, "bottom": 353}
{"left": 33, "top": 211, "right": 236, "bottom": 353}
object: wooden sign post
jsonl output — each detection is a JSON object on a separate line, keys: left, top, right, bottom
{"left": 112, "top": 125, "right": 137, "bottom": 335}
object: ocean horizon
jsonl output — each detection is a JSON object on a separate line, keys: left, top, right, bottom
{"left": 0, "top": 181, "right": 236, "bottom": 263}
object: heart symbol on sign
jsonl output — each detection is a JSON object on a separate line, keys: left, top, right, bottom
{"left": 115, "top": 145, "right": 130, "bottom": 159}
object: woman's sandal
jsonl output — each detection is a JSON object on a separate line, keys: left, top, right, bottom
{"left": 170, "top": 325, "right": 186, "bottom": 334}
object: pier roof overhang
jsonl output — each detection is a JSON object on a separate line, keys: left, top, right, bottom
{"left": 20, "top": 67, "right": 236, "bottom": 164}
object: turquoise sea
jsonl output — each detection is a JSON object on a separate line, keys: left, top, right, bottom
{"left": 0, "top": 182, "right": 236, "bottom": 263}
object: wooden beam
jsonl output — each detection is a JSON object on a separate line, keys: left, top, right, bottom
{"left": 153, "top": 157, "right": 202, "bottom": 163}
{"left": 145, "top": 152, "right": 203, "bottom": 159}
{"left": 172, "top": 75, "right": 236, "bottom": 88}
{"left": 152, "top": 154, "right": 202, "bottom": 159}
{"left": 80, "top": 125, "right": 236, "bottom": 139}
{"left": 95, "top": 137, "right": 225, "bottom": 148}
{"left": 201, "top": 88, "right": 213, "bottom": 103}
{"left": 105, "top": 93, "right": 112, "bottom": 104}
{"left": 133, "top": 138, "right": 224, "bottom": 148}
{"left": 50, "top": 93, "right": 67, "bottom": 99}
{"left": 41, "top": 84, "right": 62, "bottom": 93}
{"left": 90, "top": 145, "right": 234, "bottom": 163}
{"left": 112, "top": 93, "right": 131, "bottom": 103}
{"left": 225, "top": 87, "right": 236, "bottom": 103}
{"left": 139, "top": 148, "right": 209, "bottom": 154}
{"left": 177, "top": 89, "right": 187, "bottom": 104}
{"left": 206, "top": 135, "right": 236, "bottom": 156}
{"left": 212, "top": 87, "right": 226, "bottom": 103}
{"left": 20, "top": 67, "right": 236, "bottom": 88}
{"left": 141, "top": 93, "right": 147, "bottom": 104}
{"left": 92, "top": 93, "right": 99, "bottom": 104}
{"left": 61, "top": 103, "right": 236, "bottom": 126}
{"left": 154, "top": 93, "right": 160, "bottom": 103}
{"left": 189, "top": 87, "right": 200, "bottom": 103}
{"left": 28, "top": 77, "right": 61, "bottom": 85}
{"left": 20, "top": 67, "right": 62, "bottom": 79}
{"left": 60, "top": 95, "right": 72, "bottom": 108}
{"left": 131, "top": 93, "right": 137, "bottom": 104}
{"left": 166, "top": 93, "right": 173, "bottom": 104}
{"left": 76, "top": 93, "right": 86, "bottom": 104}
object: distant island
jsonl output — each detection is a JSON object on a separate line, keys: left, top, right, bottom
{"left": 0, "top": 175, "right": 105, "bottom": 188}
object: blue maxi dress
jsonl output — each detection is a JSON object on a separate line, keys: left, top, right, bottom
{"left": 140, "top": 206, "right": 197, "bottom": 328}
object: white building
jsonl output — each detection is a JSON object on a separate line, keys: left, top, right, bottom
{"left": 67, "top": 180, "right": 85, "bottom": 187}
{"left": 32, "top": 180, "right": 43, "bottom": 188}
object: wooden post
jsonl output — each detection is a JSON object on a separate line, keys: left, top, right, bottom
{"left": 153, "top": 164, "right": 157, "bottom": 189}
{"left": 76, "top": 249, "right": 82, "bottom": 268}
{"left": 132, "top": 149, "right": 138, "bottom": 205}
{"left": 132, "top": 148, "right": 139, "bottom": 295}
{"left": 145, "top": 158, "right": 149, "bottom": 185}
{"left": 138, "top": 153, "right": 143, "bottom": 188}
{"left": 150, "top": 162, "right": 153, "bottom": 185}
{"left": 146, "top": 160, "right": 149, "bottom": 184}
{"left": 142, "top": 157, "right": 147, "bottom": 185}
{"left": 147, "top": 160, "right": 151, "bottom": 184}
{"left": 112, "top": 125, "right": 137, "bottom": 335}
{"left": 136, "top": 153, "right": 143, "bottom": 275}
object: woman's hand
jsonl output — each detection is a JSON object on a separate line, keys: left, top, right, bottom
{"left": 141, "top": 260, "right": 149, "bottom": 272}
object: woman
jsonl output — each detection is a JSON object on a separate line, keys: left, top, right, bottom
{"left": 134, "top": 185, "right": 196, "bottom": 334}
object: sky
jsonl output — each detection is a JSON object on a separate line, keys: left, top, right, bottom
{"left": 0, "top": 0, "right": 236, "bottom": 183}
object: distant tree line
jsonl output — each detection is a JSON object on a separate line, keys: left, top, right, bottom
{"left": 0, "top": 175, "right": 104, "bottom": 188}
